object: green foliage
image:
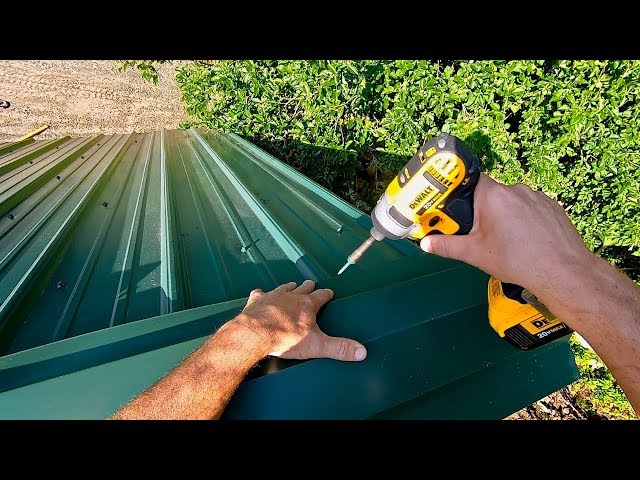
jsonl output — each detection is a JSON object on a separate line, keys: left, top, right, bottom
{"left": 569, "top": 335, "right": 636, "bottom": 419}
{"left": 175, "top": 60, "right": 640, "bottom": 278}
{"left": 119, "top": 60, "right": 169, "bottom": 85}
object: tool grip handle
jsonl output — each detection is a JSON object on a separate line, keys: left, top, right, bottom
{"left": 442, "top": 187, "right": 475, "bottom": 234}
{"left": 437, "top": 134, "right": 480, "bottom": 235}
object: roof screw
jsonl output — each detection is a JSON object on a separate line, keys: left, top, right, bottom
{"left": 8, "top": 213, "right": 15, "bottom": 220}
{"left": 56, "top": 281, "right": 67, "bottom": 290}
{"left": 241, "top": 239, "right": 259, "bottom": 253}
{"left": 102, "top": 201, "right": 109, "bottom": 208}
{"left": 56, "top": 175, "right": 61, "bottom": 180}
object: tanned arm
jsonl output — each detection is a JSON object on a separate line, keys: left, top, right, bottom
{"left": 420, "top": 173, "right": 640, "bottom": 416}
{"left": 111, "top": 280, "right": 367, "bottom": 420}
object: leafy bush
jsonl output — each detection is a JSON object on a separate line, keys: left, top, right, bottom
{"left": 119, "top": 60, "right": 169, "bottom": 85}
{"left": 175, "top": 60, "right": 640, "bottom": 280}
{"left": 569, "top": 335, "right": 636, "bottom": 419}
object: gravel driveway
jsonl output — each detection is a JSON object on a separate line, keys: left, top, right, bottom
{"left": 0, "top": 61, "right": 188, "bottom": 142}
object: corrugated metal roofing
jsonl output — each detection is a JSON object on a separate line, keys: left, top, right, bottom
{"left": 0, "top": 129, "right": 579, "bottom": 419}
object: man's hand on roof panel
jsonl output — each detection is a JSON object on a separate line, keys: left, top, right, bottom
{"left": 111, "top": 280, "right": 366, "bottom": 420}
{"left": 237, "top": 280, "right": 367, "bottom": 362}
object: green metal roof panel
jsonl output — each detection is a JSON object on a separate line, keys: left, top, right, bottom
{"left": 0, "top": 129, "right": 579, "bottom": 419}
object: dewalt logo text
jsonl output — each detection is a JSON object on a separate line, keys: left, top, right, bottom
{"left": 531, "top": 318, "right": 554, "bottom": 329}
{"left": 409, "top": 187, "right": 433, "bottom": 209}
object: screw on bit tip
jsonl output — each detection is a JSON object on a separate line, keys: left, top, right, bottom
{"left": 337, "top": 261, "right": 352, "bottom": 275}
{"left": 337, "top": 235, "right": 377, "bottom": 275}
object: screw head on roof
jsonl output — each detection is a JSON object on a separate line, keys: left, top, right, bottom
{"left": 102, "top": 201, "right": 109, "bottom": 208}
{"left": 8, "top": 213, "right": 15, "bottom": 220}
{"left": 56, "top": 281, "right": 67, "bottom": 290}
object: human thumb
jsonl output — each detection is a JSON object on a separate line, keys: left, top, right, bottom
{"left": 420, "top": 234, "right": 469, "bottom": 262}
{"left": 321, "top": 334, "right": 367, "bottom": 362}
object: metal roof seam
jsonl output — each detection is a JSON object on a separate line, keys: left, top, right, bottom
{"left": 225, "top": 132, "right": 364, "bottom": 221}
{"left": 0, "top": 136, "right": 101, "bottom": 215}
{"left": 191, "top": 128, "right": 327, "bottom": 282}
{"left": 109, "top": 133, "right": 155, "bottom": 328}
{"left": 159, "top": 129, "right": 176, "bottom": 315}
{"left": 50, "top": 134, "right": 143, "bottom": 340}
{"left": 174, "top": 131, "right": 231, "bottom": 301}
{"left": 0, "top": 138, "right": 68, "bottom": 177}
{"left": 0, "top": 135, "right": 127, "bottom": 271}
{"left": 1, "top": 138, "right": 83, "bottom": 199}
{"left": 185, "top": 135, "right": 278, "bottom": 289}
{"left": 220, "top": 134, "right": 346, "bottom": 233}
{"left": 0, "top": 135, "right": 135, "bottom": 333}
{"left": 0, "top": 138, "right": 35, "bottom": 158}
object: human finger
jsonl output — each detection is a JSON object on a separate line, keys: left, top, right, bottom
{"left": 293, "top": 279, "right": 315, "bottom": 295}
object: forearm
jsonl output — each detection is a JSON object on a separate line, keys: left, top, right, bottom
{"left": 419, "top": 175, "right": 640, "bottom": 416}
{"left": 534, "top": 255, "right": 640, "bottom": 415}
{"left": 111, "top": 317, "right": 270, "bottom": 420}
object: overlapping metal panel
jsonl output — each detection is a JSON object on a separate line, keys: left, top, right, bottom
{"left": 0, "top": 129, "right": 579, "bottom": 419}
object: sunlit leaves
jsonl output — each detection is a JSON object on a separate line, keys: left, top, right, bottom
{"left": 175, "top": 60, "right": 640, "bottom": 279}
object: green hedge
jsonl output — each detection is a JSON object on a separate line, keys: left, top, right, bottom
{"left": 175, "top": 60, "right": 640, "bottom": 280}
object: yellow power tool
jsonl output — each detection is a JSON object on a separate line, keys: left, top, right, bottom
{"left": 338, "top": 132, "right": 572, "bottom": 350}
{"left": 488, "top": 278, "right": 571, "bottom": 350}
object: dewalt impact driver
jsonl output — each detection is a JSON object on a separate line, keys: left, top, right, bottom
{"left": 338, "top": 132, "right": 572, "bottom": 350}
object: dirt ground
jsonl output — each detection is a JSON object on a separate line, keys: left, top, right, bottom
{"left": 506, "top": 389, "right": 584, "bottom": 420}
{"left": 0, "top": 61, "right": 188, "bottom": 142}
